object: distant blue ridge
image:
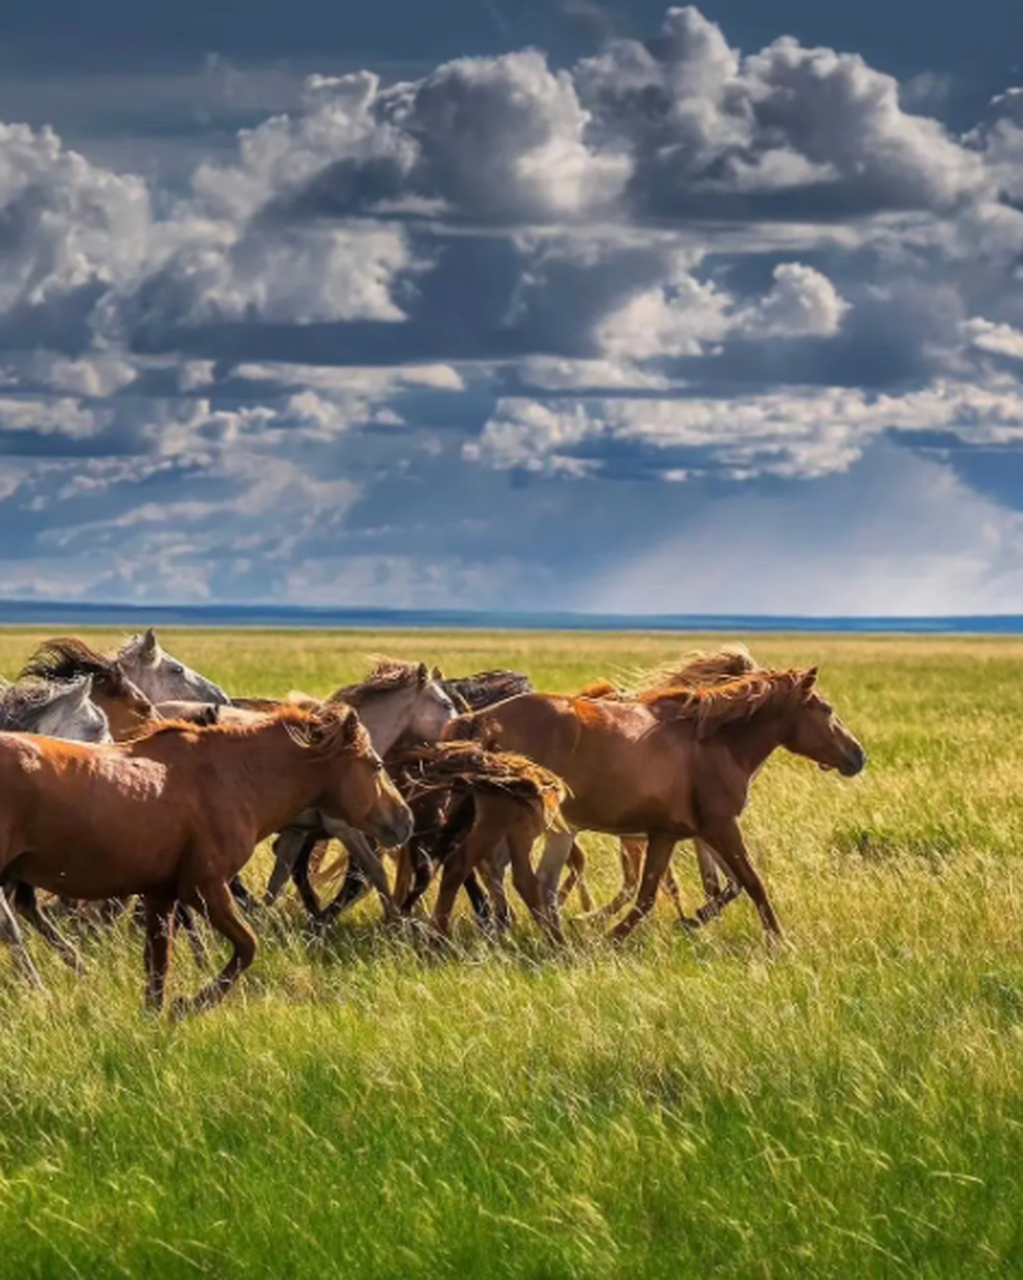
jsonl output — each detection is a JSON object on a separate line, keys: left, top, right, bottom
{"left": 0, "top": 600, "right": 1021, "bottom": 633}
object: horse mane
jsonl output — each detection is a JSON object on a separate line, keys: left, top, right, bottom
{"left": 128, "top": 702, "right": 371, "bottom": 757}
{"left": 328, "top": 655, "right": 427, "bottom": 707}
{"left": 21, "top": 636, "right": 127, "bottom": 692}
{"left": 638, "top": 668, "right": 809, "bottom": 738}
{"left": 388, "top": 741, "right": 566, "bottom": 829}
{"left": 440, "top": 669, "right": 533, "bottom": 712}
{"left": 576, "top": 678, "right": 620, "bottom": 700}
{"left": 630, "top": 645, "right": 758, "bottom": 695}
{"left": 0, "top": 674, "right": 91, "bottom": 731}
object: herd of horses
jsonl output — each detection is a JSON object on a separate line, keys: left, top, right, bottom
{"left": 0, "top": 630, "right": 866, "bottom": 1015}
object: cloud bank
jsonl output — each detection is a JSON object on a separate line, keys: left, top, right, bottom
{"left": 1, "top": 6, "right": 1023, "bottom": 613}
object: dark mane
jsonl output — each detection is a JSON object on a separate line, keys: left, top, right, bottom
{"left": 328, "top": 656, "right": 427, "bottom": 707}
{"left": 441, "top": 669, "right": 533, "bottom": 711}
{"left": 388, "top": 741, "right": 565, "bottom": 827}
{"left": 629, "top": 646, "right": 758, "bottom": 695}
{"left": 21, "top": 636, "right": 125, "bottom": 691}
{"left": 638, "top": 669, "right": 811, "bottom": 737}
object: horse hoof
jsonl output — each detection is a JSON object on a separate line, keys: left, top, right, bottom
{"left": 677, "top": 915, "right": 701, "bottom": 933}
{"left": 169, "top": 996, "right": 194, "bottom": 1021}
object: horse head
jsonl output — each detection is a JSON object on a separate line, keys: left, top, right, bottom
{"left": 118, "top": 628, "right": 230, "bottom": 706}
{"left": 784, "top": 669, "right": 866, "bottom": 777}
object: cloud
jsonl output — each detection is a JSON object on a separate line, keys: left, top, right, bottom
{"left": 0, "top": 7, "right": 1018, "bottom": 611}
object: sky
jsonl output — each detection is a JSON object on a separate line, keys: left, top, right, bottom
{"left": 0, "top": 0, "right": 1022, "bottom": 615}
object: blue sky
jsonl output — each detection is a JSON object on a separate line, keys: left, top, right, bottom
{"left": 1, "top": 0, "right": 1022, "bottom": 613}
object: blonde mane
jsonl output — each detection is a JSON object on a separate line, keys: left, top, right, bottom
{"left": 639, "top": 668, "right": 813, "bottom": 737}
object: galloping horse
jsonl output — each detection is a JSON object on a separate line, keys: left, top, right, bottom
{"left": 0, "top": 703, "right": 412, "bottom": 1011}
{"left": 446, "top": 666, "right": 866, "bottom": 941}
{"left": 385, "top": 742, "right": 566, "bottom": 943}
{"left": 262, "top": 658, "right": 457, "bottom": 919}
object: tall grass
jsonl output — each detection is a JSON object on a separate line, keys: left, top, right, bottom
{"left": 0, "top": 629, "right": 1021, "bottom": 1277}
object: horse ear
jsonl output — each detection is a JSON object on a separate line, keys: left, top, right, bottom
{"left": 431, "top": 665, "right": 444, "bottom": 681}
{"left": 416, "top": 661, "right": 429, "bottom": 688}
{"left": 62, "top": 675, "right": 93, "bottom": 707}
{"left": 800, "top": 666, "right": 818, "bottom": 691}
{"left": 139, "top": 627, "right": 159, "bottom": 665}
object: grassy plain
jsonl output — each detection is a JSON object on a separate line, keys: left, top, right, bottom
{"left": 1, "top": 628, "right": 1022, "bottom": 1278}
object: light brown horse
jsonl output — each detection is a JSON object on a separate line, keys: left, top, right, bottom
{"left": 0, "top": 703, "right": 412, "bottom": 1011}
{"left": 445, "top": 667, "right": 865, "bottom": 941}
{"left": 568, "top": 645, "right": 761, "bottom": 922}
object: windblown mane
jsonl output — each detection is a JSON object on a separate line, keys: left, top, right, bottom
{"left": 129, "top": 702, "right": 370, "bottom": 756}
{"left": 0, "top": 674, "right": 90, "bottom": 731}
{"left": 573, "top": 647, "right": 758, "bottom": 703}
{"left": 21, "top": 636, "right": 129, "bottom": 692}
{"left": 630, "top": 645, "right": 758, "bottom": 694}
{"left": 388, "top": 741, "right": 566, "bottom": 829}
{"left": 639, "top": 668, "right": 808, "bottom": 737}
{"left": 441, "top": 669, "right": 533, "bottom": 711}
{"left": 328, "top": 655, "right": 427, "bottom": 707}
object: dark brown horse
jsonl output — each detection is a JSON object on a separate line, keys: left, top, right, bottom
{"left": 445, "top": 667, "right": 865, "bottom": 941}
{"left": 0, "top": 703, "right": 412, "bottom": 1011}
{"left": 384, "top": 742, "right": 567, "bottom": 943}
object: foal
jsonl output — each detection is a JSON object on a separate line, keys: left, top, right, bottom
{"left": 0, "top": 704, "right": 412, "bottom": 1012}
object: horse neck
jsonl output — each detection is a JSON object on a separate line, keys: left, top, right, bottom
{"left": 716, "top": 703, "right": 793, "bottom": 776}
{"left": 347, "top": 689, "right": 414, "bottom": 755}
{"left": 150, "top": 723, "right": 335, "bottom": 829}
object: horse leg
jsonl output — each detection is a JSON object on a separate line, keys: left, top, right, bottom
{"left": 323, "top": 830, "right": 396, "bottom": 925}
{"left": 429, "top": 841, "right": 475, "bottom": 940}
{"left": 264, "top": 827, "right": 308, "bottom": 906}
{"left": 392, "top": 845, "right": 415, "bottom": 909}
{"left": 586, "top": 837, "right": 643, "bottom": 921}
{"left": 699, "top": 818, "right": 781, "bottom": 938}
{"left": 293, "top": 836, "right": 335, "bottom": 920}
{"left": 506, "top": 825, "right": 564, "bottom": 947}
{"left": 400, "top": 845, "right": 434, "bottom": 916}
{"left": 175, "top": 903, "right": 211, "bottom": 971}
{"left": 558, "top": 841, "right": 594, "bottom": 913}
{"left": 0, "top": 885, "right": 44, "bottom": 988}
{"left": 695, "top": 838, "right": 723, "bottom": 899}
{"left": 175, "top": 879, "right": 258, "bottom": 1016}
{"left": 229, "top": 876, "right": 257, "bottom": 913}
{"left": 11, "top": 881, "right": 84, "bottom": 973}
{"left": 143, "top": 896, "right": 176, "bottom": 1011}
{"left": 609, "top": 833, "right": 677, "bottom": 943}
{"left": 481, "top": 856, "right": 513, "bottom": 931}
{"left": 463, "top": 869, "right": 493, "bottom": 928}
{"left": 534, "top": 829, "right": 575, "bottom": 929}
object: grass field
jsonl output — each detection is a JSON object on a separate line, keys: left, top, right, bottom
{"left": 1, "top": 628, "right": 1023, "bottom": 1279}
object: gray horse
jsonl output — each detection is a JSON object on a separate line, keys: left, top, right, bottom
{"left": 0, "top": 675, "right": 112, "bottom": 984}
{"left": 116, "top": 629, "right": 229, "bottom": 705}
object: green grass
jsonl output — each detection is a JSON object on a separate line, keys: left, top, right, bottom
{"left": 1, "top": 628, "right": 1023, "bottom": 1278}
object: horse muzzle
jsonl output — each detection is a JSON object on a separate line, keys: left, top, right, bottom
{"left": 372, "top": 803, "right": 414, "bottom": 849}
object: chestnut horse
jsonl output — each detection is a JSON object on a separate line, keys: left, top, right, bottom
{"left": 0, "top": 703, "right": 412, "bottom": 1011}
{"left": 445, "top": 667, "right": 865, "bottom": 941}
{"left": 384, "top": 742, "right": 567, "bottom": 943}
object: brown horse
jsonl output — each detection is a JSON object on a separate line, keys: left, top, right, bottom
{"left": 0, "top": 703, "right": 412, "bottom": 1011}
{"left": 385, "top": 742, "right": 567, "bottom": 944}
{"left": 445, "top": 666, "right": 865, "bottom": 941}
{"left": 568, "top": 645, "right": 761, "bottom": 921}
